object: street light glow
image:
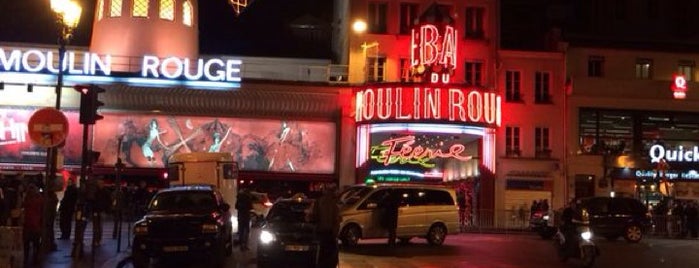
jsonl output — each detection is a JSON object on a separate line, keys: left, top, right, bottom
{"left": 352, "top": 20, "right": 367, "bottom": 34}
{"left": 51, "top": 0, "right": 82, "bottom": 30}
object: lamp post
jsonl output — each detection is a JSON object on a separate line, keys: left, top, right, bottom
{"left": 352, "top": 20, "right": 379, "bottom": 83}
{"left": 47, "top": 0, "right": 82, "bottom": 253}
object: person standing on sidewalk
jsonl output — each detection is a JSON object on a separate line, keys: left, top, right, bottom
{"left": 379, "top": 190, "right": 400, "bottom": 247}
{"left": 235, "top": 188, "right": 253, "bottom": 251}
{"left": 310, "top": 184, "right": 340, "bottom": 268}
{"left": 92, "top": 179, "right": 112, "bottom": 247}
{"left": 23, "top": 182, "right": 44, "bottom": 266}
{"left": 59, "top": 178, "right": 78, "bottom": 240}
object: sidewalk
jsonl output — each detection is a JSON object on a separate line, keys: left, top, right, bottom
{"left": 41, "top": 219, "right": 132, "bottom": 268}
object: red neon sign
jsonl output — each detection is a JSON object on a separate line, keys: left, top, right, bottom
{"left": 354, "top": 86, "right": 501, "bottom": 126}
{"left": 370, "top": 135, "right": 472, "bottom": 168}
{"left": 411, "top": 24, "right": 457, "bottom": 83}
{"left": 671, "top": 74, "right": 687, "bottom": 99}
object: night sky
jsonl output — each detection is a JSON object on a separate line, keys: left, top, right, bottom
{"left": 0, "top": 0, "right": 333, "bottom": 58}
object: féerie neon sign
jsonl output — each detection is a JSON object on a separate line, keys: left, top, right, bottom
{"left": 370, "top": 135, "right": 472, "bottom": 168}
{"left": 355, "top": 86, "right": 501, "bottom": 126}
{"left": 411, "top": 24, "right": 457, "bottom": 83}
{"left": 0, "top": 48, "right": 242, "bottom": 86}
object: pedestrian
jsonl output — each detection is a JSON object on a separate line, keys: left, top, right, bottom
{"left": 132, "top": 180, "right": 152, "bottom": 219}
{"left": 22, "top": 182, "right": 44, "bottom": 266}
{"left": 235, "top": 188, "right": 253, "bottom": 251}
{"left": 92, "top": 179, "right": 112, "bottom": 247}
{"left": 309, "top": 184, "right": 340, "bottom": 268}
{"left": 677, "top": 200, "right": 687, "bottom": 238}
{"left": 530, "top": 200, "right": 539, "bottom": 217}
{"left": 59, "top": 177, "right": 78, "bottom": 239}
{"left": 379, "top": 190, "right": 400, "bottom": 247}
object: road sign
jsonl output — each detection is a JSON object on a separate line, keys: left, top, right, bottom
{"left": 27, "top": 107, "right": 69, "bottom": 148}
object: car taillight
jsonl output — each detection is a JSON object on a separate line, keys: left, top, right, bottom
{"left": 264, "top": 201, "right": 273, "bottom": 207}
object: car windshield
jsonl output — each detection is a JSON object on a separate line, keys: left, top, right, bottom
{"left": 148, "top": 191, "right": 217, "bottom": 212}
{"left": 266, "top": 201, "right": 311, "bottom": 223}
{"left": 340, "top": 186, "right": 373, "bottom": 206}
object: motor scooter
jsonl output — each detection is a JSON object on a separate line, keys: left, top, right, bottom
{"left": 530, "top": 209, "right": 557, "bottom": 239}
{"left": 554, "top": 224, "right": 599, "bottom": 268}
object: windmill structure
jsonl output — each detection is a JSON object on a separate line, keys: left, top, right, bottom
{"left": 229, "top": 0, "right": 254, "bottom": 15}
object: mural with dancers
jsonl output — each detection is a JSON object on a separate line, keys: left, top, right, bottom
{"left": 92, "top": 113, "right": 336, "bottom": 174}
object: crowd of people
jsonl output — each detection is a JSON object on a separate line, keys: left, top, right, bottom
{"left": 662, "top": 199, "right": 699, "bottom": 239}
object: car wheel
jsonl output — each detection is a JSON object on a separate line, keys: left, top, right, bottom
{"left": 340, "top": 224, "right": 361, "bottom": 247}
{"left": 624, "top": 225, "right": 643, "bottom": 243}
{"left": 426, "top": 224, "right": 447, "bottom": 246}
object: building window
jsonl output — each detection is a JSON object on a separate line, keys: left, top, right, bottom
{"left": 110, "top": 0, "right": 123, "bottom": 17}
{"left": 678, "top": 60, "right": 695, "bottom": 81}
{"left": 368, "top": 2, "right": 387, "bottom": 34}
{"left": 588, "top": 56, "right": 604, "bottom": 77}
{"left": 505, "top": 70, "right": 521, "bottom": 102}
{"left": 506, "top": 126, "right": 521, "bottom": 157}
{"left": 534, "top": 72, "right": 551, "bottom": 103}
{"left": 133, "top": 0, "right": 149, "bottom": 17}
{"left": 399, "top": 3, "right": 418, "bottom": 35}
{"left": 399, "top": 58, "right": 415, "bottom": 82}
{"left": 464, "top": 61, "right": 483, "bottom": 86}
{"left": 465, "top": 6, "right": 485, "bottom": 39}
{"left": 635, "top": 58, "right": 653, "bottom": 79}
{"left": 535, "top": 127, "right": 550, "bottom": 158}
{"left": 160, "top": 0, "right": 175, "bottom": 20}
{"left": 97, "top": 0, "right": 104, "bottom": 20}
{"left": 182, "top": 1, "right": 193, "bottom": 26}
{"left": 367, "top": 56, "right": 386, "bottom": 82}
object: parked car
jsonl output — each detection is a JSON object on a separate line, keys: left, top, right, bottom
{"left": 338, "top": 183, "right": 459, "bottom": 247}
{"left": 256, "top": 197, "right": 319, "bottom": 268}
{"left": 131, "top": 185, "right": 233, "bottom": 267}
{"left": 576, "top": 196, "right": 652, "bottom": 243}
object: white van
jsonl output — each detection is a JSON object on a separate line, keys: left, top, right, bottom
{"left": 338, "top": 183, "right": 460, "bottom": 247}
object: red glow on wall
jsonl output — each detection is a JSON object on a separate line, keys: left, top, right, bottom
{"left": 672, "top": 74, "right": 687, "bottom": 99}
{"left": 354, "top": 85, "right": 501, "bottom": 127}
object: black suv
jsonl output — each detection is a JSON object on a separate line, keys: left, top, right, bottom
{"left": 577, "top": 196, "right": 652, "bottom": 243}
{"left": 132, "top": 185, "right": 233, "bottom": 267}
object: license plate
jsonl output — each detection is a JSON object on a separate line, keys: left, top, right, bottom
{"left": 284, "top": 245, "right": 310, "bottom": 251}
{"left": 163, "top": 245, "right": 189, "bottom": 252}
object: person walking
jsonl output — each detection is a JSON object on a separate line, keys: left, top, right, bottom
{"left": 685, "top": 201, "right": 699, "bottom": 239}
{"left": 235, "top": 188, "right": 253, "bottom": 251}
{"left": 379, "top": 190, "right": 400, "bottom": 247}
{"left": 310, "top": 184, "right": 341, "bottom": 268}
{"left": 92, "top": 179, "right": 112, "bottom": 247}
{"left": 22, "top": 182, "right": 44, "bottom": 267}
{"left": 59, "top": 178, "right": 78, "bottom": 240}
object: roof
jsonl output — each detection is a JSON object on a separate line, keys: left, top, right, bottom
{"left": 158, "top": 184, "right": 216, "bottom": 193}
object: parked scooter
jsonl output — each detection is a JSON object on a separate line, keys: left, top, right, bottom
{"left": 554, "top": 224, "right": 599, "bottom": 268}
{"left": 530, "top": 209, "right": 557, "bottom": 239}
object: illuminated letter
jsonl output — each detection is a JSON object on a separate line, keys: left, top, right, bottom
{"left": 204, "top": 58, "right": 225, "bottom": 81}
{"left": 441, "top": 26, "right": 457, "bottom": 69}
{"left": 92, "top": 53, "right": 111, "bottom": 75}
{"left": 22, "top": 50, "right": 46, "bottom": 73}
{"left": 420, "top": 25, "right": 439, "bottom": 65}
{"left": 468, "top": 91, "right": 483, "bottom": 122}
{"left": 355, "top": 91, "right": 364, "bottom": 122}
{"left": 413, "top": 87, "right": 421, "bottom": 120}
{"left": 67, "top": 51, "right": 84, "bottom": 75}
{"left": 226, "top": 59, "right": 242, "bottom": 81}
{"left": 46, "top": 52, "right": 59, "bottom": 74}
{"left": 142, "top": 55, "right": 160, "bottom": 78}
{"left": 396, "top": 87, "right": 411, "bottom": 120}
{"left": 430, "top": 73, "right": 439, "bottom": 83}
{"left": 449, "top": 89, "right": 465, "bottom": 121}
{"left": 363, "top": 89, "right": 375, "bottom": 120}
{"left": 377, "top": 88, "right": 392, "bottom": 120}
{"left": 649, "top": 145, "right": 664, "bottom": 163}
{"left": 410, "top": 28, "right": 419, "bottom": 67}
{"left": 0, "top": 49, "right": 22, "bottom": 71}
{"left": 424, "top": 88, "right": 441, "bottom": 119}
{"left": 484, "top": 93, "right": 498, "bottom": 124}
{"left": 161, "top": 57, "right": 184, "bottom": 79}
{"left": 183, "top": 58, "right": 204, "bottom": 80}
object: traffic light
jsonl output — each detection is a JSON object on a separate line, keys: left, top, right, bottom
{"left": 74, "top": 84, "right": 105, "bottom": 124}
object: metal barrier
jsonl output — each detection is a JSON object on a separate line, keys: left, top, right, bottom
{"left": 462, "top": 209, "right": 533, "bottom": 233}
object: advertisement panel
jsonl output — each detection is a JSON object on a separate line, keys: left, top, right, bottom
{"left": 92, "top": 114, "right": 336, "bottom": 174}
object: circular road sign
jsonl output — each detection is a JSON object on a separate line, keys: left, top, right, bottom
{"left": 27, "top": 107, "right": 70, "bottom": 148}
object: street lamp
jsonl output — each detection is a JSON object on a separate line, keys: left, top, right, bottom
{"left": 352, "top": 19, "right": 379, "bottom": 83}
{"left": 46, "top": 0, "right": 82, "bottom": 253}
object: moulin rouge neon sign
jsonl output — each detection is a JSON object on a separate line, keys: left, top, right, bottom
{"left": 370, "top": 135, "right": 472, "bottom": 168}
{"left": 355, "top": 86, "right": 501, "bottom": 126}
{"left": 411, "top": 24, "right": 457, "bottom": 83}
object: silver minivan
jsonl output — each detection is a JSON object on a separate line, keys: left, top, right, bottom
{"left": 338, "top": 183, "right": 460, "bottom": 247}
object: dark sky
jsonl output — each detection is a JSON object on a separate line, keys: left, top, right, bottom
{"left": 0, "top": 0, "right": 333, "bottom": 57}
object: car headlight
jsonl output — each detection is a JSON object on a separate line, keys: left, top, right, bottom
{"left": 259, "top": 230, "right": 276, "bottom": 244}
{"left": 580, "top": 231, "right": 592, "bottom": 240}
{"left": 202, "top": 223, "right": 219, "bottom": 234}
{"left": 542, "top": 215, "right": 550, "bottom": 221}
{"left": 134, "top": 223, "right": 148, "bottom": 235}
